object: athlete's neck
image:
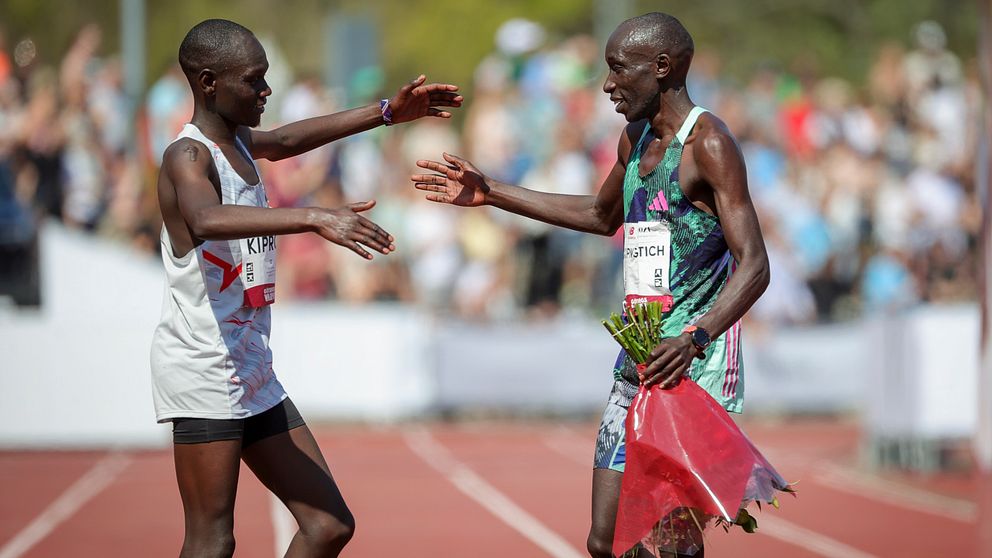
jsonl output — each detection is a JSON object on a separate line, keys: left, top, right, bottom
{"left": 190, "top": 107, "right": 239, "bottom": 146}
{"left": 648, "top": 86, "right": 694, "bottom": 140}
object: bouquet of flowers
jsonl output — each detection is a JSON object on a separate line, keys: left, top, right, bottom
{"left": 602, "top": 300, "right": 795, "bottom": 557}
{"left": 602, "top": 299, "right": 666, "bottom": 367}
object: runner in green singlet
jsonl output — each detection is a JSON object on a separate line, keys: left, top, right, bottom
{"left": 412, "top": 12, "right": 768, "bottom": 558}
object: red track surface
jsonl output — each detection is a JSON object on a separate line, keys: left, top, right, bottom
{"left": 0, "top": 419, "right": 982, "bottom": 557}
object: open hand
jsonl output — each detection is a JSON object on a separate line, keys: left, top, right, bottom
{"left": 388, "top": 75, "right": 462, "bottom": 124}
{"left": 411, "top": 152, "right": 489, "bottom": 207}
{"left": 310, "top": 200, "right": 395, "bottom": 260}
{"left": 639, "top": 334, "right": 699, "bottom": 389}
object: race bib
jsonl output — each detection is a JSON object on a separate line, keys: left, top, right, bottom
{"left": 239, "top": 234, "right": 276, "bottom": 307}
{"left": 623, "top": 221, "right": 673, "bottom": 311}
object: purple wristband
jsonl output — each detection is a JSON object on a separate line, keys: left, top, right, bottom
{"left": 380, "top": 99, "right": 393, "bottom": 126}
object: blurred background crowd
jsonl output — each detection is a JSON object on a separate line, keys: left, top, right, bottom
{"left": 0, "top": 1, "right": 983, "bottom": 327}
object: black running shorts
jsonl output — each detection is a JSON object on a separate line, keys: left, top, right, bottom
{"left": 171, "top": 398, "right": 306, "bottom": 448}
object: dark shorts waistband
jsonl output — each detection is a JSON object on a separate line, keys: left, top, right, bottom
{"left": 171, "top": 398, "right": 305, "bottom": 448}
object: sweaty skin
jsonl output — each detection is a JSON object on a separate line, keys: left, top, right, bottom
{"left": 413, "top": 15, "right": 767, "bottom": 558}
{"left": 160, "top": 36, "right": 461, "bottom": 261}
{"left": 412, "top": 45, "right": 767, "bottom": 390}
{"left": 160, "top": 20, "right": 463, "bottom": 558}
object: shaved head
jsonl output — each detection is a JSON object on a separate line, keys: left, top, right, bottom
{"left": 178, "top": 19, "right": 258, "bottom": 79}
{"left": 613, "top": 12, "right": 694, "bottom": 79}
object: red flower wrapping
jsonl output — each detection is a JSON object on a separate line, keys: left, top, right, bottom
{"left": 613, "top": 378, "right": 789, "bottom": 557}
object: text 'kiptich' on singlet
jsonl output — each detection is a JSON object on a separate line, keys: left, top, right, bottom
{"left": 614, "top": 107, "right": 744, "bottom": 413}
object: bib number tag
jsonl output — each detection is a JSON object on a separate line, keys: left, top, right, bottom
{"left": 239, "top": 234, "right": 276, "bottom": 307}
{"left": 623, "top": 221, "right": 673, "bottom": 311}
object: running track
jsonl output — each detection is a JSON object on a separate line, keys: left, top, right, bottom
{"left": 0, "top": 420, "right": 983, "bottom": 557}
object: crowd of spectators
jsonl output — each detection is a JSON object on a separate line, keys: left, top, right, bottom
{"left": 0, "top": 20, "right": 982, "bottom": 326}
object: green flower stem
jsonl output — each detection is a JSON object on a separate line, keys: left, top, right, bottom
{"left": 604, "top": 301, "right": 667, "bottom": 366}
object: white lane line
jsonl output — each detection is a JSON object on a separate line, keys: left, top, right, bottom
{"left": 543, "top": 435, "right": 590, "bottom": 468}
{"left": 403, "top": 428, "right": 585, "bottom": 558}
{"left": 0, "top": 452, "right": 132, "bottom": 558}
{"left": 543, "top": 425, "right": 600, "bottom": 468}
{"left": 269, "top": 494, "right": 296, "bottom": 557}
{"left": 758, "top": 515, "right": 880, "bottom": 558}
{"left": 813, "top": 464, "right": 977, "bottom": 523}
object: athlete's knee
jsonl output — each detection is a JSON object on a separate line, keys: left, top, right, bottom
{"left": 586, "top": 531, "right": 614, "bottom": 558}
{"left": 181, "top": 524, "right": 235, "bottom": 558}
{"left": 180, "top": 500, "right": 236, "bottom": 558}
{"left": 298, "top": 507, "right": 355, "bottom": 555}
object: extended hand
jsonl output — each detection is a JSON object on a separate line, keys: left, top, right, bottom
{"left": 310, "top": 200, "right": 395, "bottom": 260}
{"left": 639, "top": 334, "right": 699, "bottom": 389}
{"left": 411, "top": 152, "right": 489, "bottom": 207}
{"left": 388, "top": 75, "right": 462, "bottom": 124}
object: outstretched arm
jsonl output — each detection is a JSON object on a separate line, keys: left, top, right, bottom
{"left": 245, "top": 75, "right": 462, "bottom": 161}
{"left": 163, "top": 139, "right": 394, "bottom": 260}
{"left": 640, "top": 124, "right": 770, "bottom": 388}
{"left": 411, "top": 125, "right": 639, "bottom": 235}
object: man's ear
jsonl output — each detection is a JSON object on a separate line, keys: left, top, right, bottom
{"left": 655, "top": 53, "right": 672, "bottom": 80}
{"left": 197, "top": 69, "right": 217, "bottom": 96}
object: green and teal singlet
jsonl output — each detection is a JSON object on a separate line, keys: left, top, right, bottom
{"left": 612, "top": 106, "right": 743, "bottom": 413}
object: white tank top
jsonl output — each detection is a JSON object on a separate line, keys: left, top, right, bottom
{"left": 150, "top": 123, "right": 286, "bottom": 423}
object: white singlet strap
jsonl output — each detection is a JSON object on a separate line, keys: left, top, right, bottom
{"left": 675, "top": 106, "right": 708, "bottom": 145}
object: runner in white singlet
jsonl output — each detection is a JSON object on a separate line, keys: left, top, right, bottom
{"left": 151, "top": 123, "right": 284, "bottom": 422}
{"left": 154, "top": 19, "right": 462, "bottom": 558}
